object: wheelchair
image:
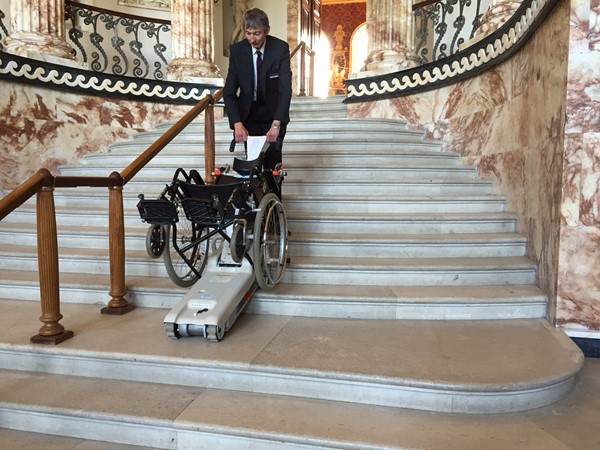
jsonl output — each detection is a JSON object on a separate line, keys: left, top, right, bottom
{"left": 136, "top": 148, "right": 288, "bottom": 292}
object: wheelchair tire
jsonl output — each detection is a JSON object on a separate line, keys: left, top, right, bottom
{"left": 145, "top": 224, "right": 166, "bottom": 259}
{"left": 230, "top": 223, "right": 247, "bottom": 264}
{"left": 252, "top": 193, "right": 288, "bottom": 290}
{"left": 163, "top": 216, "right": 209, "bottom": 288}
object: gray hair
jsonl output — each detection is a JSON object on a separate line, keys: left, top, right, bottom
{"left": 243, "top": 8, "right": 270, "bottom": 30}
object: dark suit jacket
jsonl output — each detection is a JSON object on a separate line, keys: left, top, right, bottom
{"left": 223, "top": 35, "right": 292, "bottom": 129}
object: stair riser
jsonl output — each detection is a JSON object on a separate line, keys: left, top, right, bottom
{"left": 284, "top": 200, "right": 507, "bottom": 214}
{"left": 1, "top": 219, "right": 519, "bottom": 241}
{"left": 1, "top": 284, "right": 182, "bottom": 308}
{"left": 105, "top": 141, "right": 443, "bottom": 156}
{"left": 3, "top": 283, "right": 548, "bottom": 321}
{"left": 135, "top": 129, "right": 428, "bottom": 143}
{"left": 60, "top": 153, "right": 460, "bottom": 173}
{"left": 282, "top": 268, "right": 537, "bottom": 286}
{"left": 15, "top": 193, "right": 505, "bottom": 214}
{"left": 2, "top": 212, "right": 156, "bottom": 228}
{"left": 0, "top": 230, "right": 526, "bottom": 258}
{"left": 0, "top": 254, "right": 536, "bottom": 286}
{"left": 0, "top": 349, "right": 574, "bottom": 414}
{"left": 246, "top": 299, "right": 547, "bottom": 320}
{"left": 0, "top": 255, "right": 169, "bottom": 278}
{"left": 2, "top": 283, "right": 547, "bottom": 320}
{"left": 287, "top": 219, "right": 517, "bottom": 234}
{"left": 57, "top": 166, "right": 477, "bottom": 182}
{"left": 0, "top": 231, "right": 148, "bottom": 251}
{"left": 288, "top": 242, "right": 527, "bottom": 258}
{"left": 284, "top": 182, "right": 489, "bottom": 196}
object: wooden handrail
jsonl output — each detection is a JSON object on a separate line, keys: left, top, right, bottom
{"left": 0, "top": 88, "right": 223, "bottom": 342}
{"left": 0, "top": 172, "right": 45, "bottom": 221}
{"left": 290, "top": 41, "right": 315, "bottom": 97}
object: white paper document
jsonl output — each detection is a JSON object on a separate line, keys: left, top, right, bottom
{"left": 247, "top": 135, "right": 270, "bottom": 161}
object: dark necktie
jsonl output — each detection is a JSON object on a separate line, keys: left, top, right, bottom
{"left": 256, "top": 50, "right": 264, "bottom": 102}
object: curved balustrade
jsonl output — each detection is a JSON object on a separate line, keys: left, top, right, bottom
{"left": 65, "top": 0, "right": 171, "bottom": 80}
{"left": 345, "top": 0, "right": 559, "bottom": 102}
{"left": 414, "top": 0, "right": 488, "bottom": 65}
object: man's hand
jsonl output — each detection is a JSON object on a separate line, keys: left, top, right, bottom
{"left": 234, "top": 122, "right": 249, "bottom": 142}
{"left": 266, "top": 126, "right": 280, "bottom": 143}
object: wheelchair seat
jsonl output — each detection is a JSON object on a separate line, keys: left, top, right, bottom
{"left": 179, "top": 180, "right": 244, "bottom": 226}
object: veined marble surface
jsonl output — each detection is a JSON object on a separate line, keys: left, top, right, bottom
{"left": 0, "top": 80, "right": 206, "bottom": 190}
{"left": 349, "top": 0, "right": 599, "bottom": 332}
{"left": 557, "top": 0, "right": 600, "bottom": 332}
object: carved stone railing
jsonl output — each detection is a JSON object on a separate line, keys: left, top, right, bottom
{"left": 65, "top": 0, "right": 171, "bottom": 80}
{"left": 413, "top": 0, "right": 490, "bottom": 65}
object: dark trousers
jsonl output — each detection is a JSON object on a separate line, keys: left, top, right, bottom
{"left": 243, "top": 102, "right": 286, "bottom": 171}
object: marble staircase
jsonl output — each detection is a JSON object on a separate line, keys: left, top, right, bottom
{"left": 0, "top": 96, "right": 584, "bottom": 449}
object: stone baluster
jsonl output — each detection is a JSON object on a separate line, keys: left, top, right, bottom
{"left": 362, "top": 0, "right": 419, "bottom": 74}
{"left": 167, "top": 0, "right": 222, "bottom": 81}
{"left": 3, "top": 0, "right": 75, "bottom": 61}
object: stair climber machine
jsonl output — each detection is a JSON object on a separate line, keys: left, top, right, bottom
{"left": 136, "top": 143, "right": 288, "bottom": 342}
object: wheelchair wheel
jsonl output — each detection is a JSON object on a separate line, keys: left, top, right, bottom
{"left": 163, "top": 214, "right": 209, "bottom": 287}
{"left": 252, "top": 193, "right": 288, "bottom": 290}
{"left": 230, "top": 222, "right": 248, "bottom": 264}
{"left": 145, "top": 224, "right": 166, "bottom": 259}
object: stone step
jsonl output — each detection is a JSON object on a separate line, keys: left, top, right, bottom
{"left": 288, "top": 232, "right": 526, "bottom": 258}
{"left": 282, "top": 256, "right": 537, "bottom": 286}
{"left": 2, "top": 204, "right": 516, "bottom": 234}
{"left": 0, "top": 268, "right": 547, "bottom": 319}
{"left": 2, "top": 357, "right": 598, "bottom": 450}
{"left": 62, "top": 153, "right": 463, "bottom": 172}
{"left": 103, "top": 140, "right": 444, "bottom": 160}
{"left": 10, "top": 190, "right": 505, "bottom": 215}
{"left": 0, "top": 241, "right": 535, "bottom": 284}
{"left": 149, "top": 116, "right": 425, "bottom": 136}
{"left": 0, "top": 301, "right": 584, "bottom": 417}
{"left": 283, "top": 194, "right": 507, "bottom": 214}
{"left": 287, "top": 212, "right": 518, "bottom": 233}
{"left": 61, "top": 166, "right": 478, "bottom": 184}
{"left": 0, "top": 222, "right": 525, "bottom": 258}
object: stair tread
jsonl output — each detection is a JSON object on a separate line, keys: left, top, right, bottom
{"left": 0, "top": 223, "right": 524, "bottom": 243}
{"left": 1, "top": 358, "right": 596, "bottom": 450}
{"left": 0, "top": 301, "right": 582, "bottom": 394}
{"left": 290, "top": 232, "right": 526, "bottom": 243}
{"left": 286, "top": 255, "right": 536, "bottom": 269}
{"left": 0, "top": 244, "right": 534, "bottom": 267}
{"left": 0, "top": 269, "right": 544, "bottom": 303}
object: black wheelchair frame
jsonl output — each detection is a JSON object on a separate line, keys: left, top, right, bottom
{"left": 137, "top": 151, "right": 288, "bottom": 291}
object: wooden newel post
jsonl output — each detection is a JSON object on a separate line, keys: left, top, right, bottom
{"left": 31, "top": 169, "right": 73, "bottom": 344}
{"left": 204, "top": 98, "right": 216, "bottom": 185}
{"left": 299, "top": 46, "right": 307, "bottom": 97}
{"left": 102, "top": 171, "right": 135, "bottom": 315}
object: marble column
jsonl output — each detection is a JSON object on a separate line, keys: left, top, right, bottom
{"left": 167, "top": 0, "right": 222, "bottom": 82}
{"left": 362, "top": 0, "right": 419, "bottom": 74}
{"left": 3, "top": 0, "right": 75, "bottom": 62}
{"left": 475, "top": 0, "right": 522, "bottom": 39}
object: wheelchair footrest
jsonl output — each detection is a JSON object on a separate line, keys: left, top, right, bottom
{"left": 137, "top": 199, "right": 178, "bottom": 225}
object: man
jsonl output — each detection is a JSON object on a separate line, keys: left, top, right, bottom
{"left": 223, "top": 8, "right": 292, "bottom": 171}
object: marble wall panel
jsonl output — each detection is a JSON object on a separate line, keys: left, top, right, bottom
{"left": 0, "top": 79, "right": 214, "bottom": 190}
{"left": 556, "top": 0, "right": 600, "bottom": 332}
{"left": 348, "top": 0, "right": 571, "bottom": 322}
